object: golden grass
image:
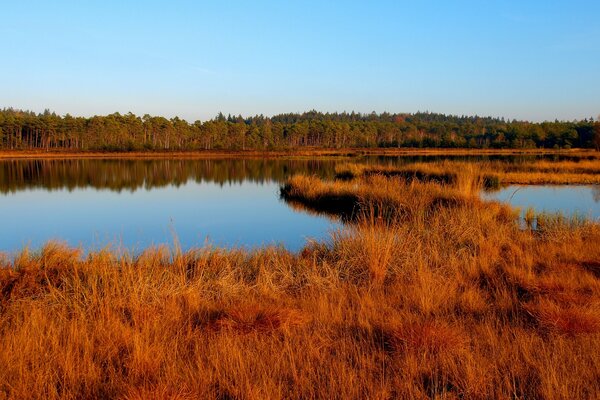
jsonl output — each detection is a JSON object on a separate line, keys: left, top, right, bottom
{"left": 335, "top": 159, "right": 600, "bottom": 186}
{"left": 334, "top": 162, "right": 502, "bottom": 189}
{"left": 1, "top": 174, "right": 600, "bottom": 399}
{"left": 502, "top": 159, "right": 600, "bottom": 174}
{"left": 280, "top": 172, "right": 493, "bottom": 223}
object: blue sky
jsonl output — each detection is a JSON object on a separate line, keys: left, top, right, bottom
{"left": 1, "top": 0, "right": 599, "bottom": 121}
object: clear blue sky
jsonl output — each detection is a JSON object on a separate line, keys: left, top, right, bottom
{"left": 2, "top": 0, "right": 599, "bottom": 122}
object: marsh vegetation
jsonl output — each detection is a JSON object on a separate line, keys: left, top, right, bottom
{"left": 1, "top": 157, "right": 600, "bottom": 399}
{"left": 334, "top": 158, "right": 600, "bottom": 186}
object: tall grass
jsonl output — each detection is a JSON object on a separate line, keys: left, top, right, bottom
{"left": 335, "top": 159, "right": 600, "bottom": 187}
{"left": 1, "top": 174, "right": 600, "bottom": 399}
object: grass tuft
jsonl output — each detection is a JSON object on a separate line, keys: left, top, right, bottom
{"left": 205, "top": 304, "right": 308, "bottom": 334}
{"left": 526, "top": 300, "right": 600, "bottom": 336}
{"left": 383, "top": 320, "right": 468, "bottom": 355}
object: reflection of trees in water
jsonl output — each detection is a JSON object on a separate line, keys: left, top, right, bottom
{"left": 0, "top": 159, "right": 344, "bottom": 193}
{"left": 593, "top": 186, "right": 600, "bottom": 203}
{"left": 0, "top": 154, "right": 562, "bottom": 194}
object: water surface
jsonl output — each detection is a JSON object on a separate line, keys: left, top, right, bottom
{"left": 2, "top": 156, "right": 598, "bottom": 253}
{"left": 0, "top": 158, "right": 349, "bottom": 253}
{"left": 484, "top": 185, "right": 600, "bottom": 221}
{"left": 0, "top": 180, "right": 339, "bottom": 252}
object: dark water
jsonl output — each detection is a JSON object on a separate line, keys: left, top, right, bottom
{"left": 483, "top": 185, "right": 600, "bottom": 221}
{"left": 0, "top": 156, "right": 597, "bottom": 253}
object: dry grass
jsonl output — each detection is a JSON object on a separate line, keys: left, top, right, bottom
{"left": 1, "top": 173, "right": 600, "bottom": 399}
{"left": 336, "top": 158, "right": 600, "bottom": 186}
{"left": 280, "top": 171, "right": 491, "bottom": 223}
{"left": 525, "top": 300, "right": 600, "bottom": 336}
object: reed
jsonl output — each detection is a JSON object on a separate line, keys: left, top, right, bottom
{"left": 1, "top": 175, "right": 600, "bottom": 399}
{"left": 335, "top": 159, "right": 600, "bottom": 187}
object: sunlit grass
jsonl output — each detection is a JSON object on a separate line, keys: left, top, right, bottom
{"left": 1, "top": 172, "right": 600, "bottom": 398}
{"left": 335, "top": 158, "right": 600, "bottom": 186}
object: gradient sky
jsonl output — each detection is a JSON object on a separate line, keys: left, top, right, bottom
{"left": 2, "top": 0, "right": 599, "bottom": 122}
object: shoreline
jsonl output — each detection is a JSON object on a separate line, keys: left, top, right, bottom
{"left": 0, "top": 148, "right": 597, "bottom": 160}
{"left": 2, "top": 173, "right": 599, "bottom": 398}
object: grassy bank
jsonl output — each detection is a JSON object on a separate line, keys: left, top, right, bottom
{"left": 280, "top": 171, "right": 494, "bottom": 221}
{"left": 335, "top": 159, "right": 600, "bottom": 186}
{"left": 1, "top": 174, "right": 600, "bottom": 399}
{"left": 0, "top": 148, "right": 597, "bottom": 160}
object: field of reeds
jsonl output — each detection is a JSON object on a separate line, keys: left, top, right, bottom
{"left": 334, "top": 158, "right": 600, "bottom": 186}
{"left": 1, "top": 167, "right": 600, "bottom": 399}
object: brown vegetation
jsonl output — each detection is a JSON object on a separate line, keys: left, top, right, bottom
{"left": 1, "top": 173, "right": 600, "bottom": 399}
{"left": 336, "top": 158, "right": 600, "bottom": 186}
{"left": 0, "top": 147, "right": 597, "bottom": 160}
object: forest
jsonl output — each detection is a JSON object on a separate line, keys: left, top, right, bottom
{"left": 1, "top": 108, "right": 599, "bottom": 151}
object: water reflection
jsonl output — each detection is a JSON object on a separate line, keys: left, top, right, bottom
{"left": 0, "top": 154, "right": 568, "bottom": 193}
{"left": 484, "top": 185, "right": 600, "bottom": 220}
{"left": 0, "top": 181, "right": 343, "bottom": 252}
{"left": 1, "top": 156, "right": 597, "bottom": 252}
{"left": 593, "top": 186, "right": 600, "bottom": 203}
{"left": 0, "top": 158, "right": 342, "bottom": 193}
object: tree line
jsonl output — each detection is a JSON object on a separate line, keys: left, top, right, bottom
{"left": 1, "top": 108, "right": 599, "bottom": 151}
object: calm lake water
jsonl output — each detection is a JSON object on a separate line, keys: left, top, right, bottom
{"left": 0, "top": 158, "right": 346, "bottom": 253}
{"left": 0, "top": 156, "right": 598, "bottom": 253}
{"left": 483, "top": 185, "right": 600, "bottom": 221}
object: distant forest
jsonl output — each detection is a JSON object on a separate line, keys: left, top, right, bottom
{"left": 1, "top": 108, "right": 599, "bottom": 151}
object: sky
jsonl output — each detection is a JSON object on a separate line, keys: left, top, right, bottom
{"left": 1, "top": 0, "right": 599, "bottom": 122}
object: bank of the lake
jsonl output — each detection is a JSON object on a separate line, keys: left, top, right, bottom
{"left": 1, "top": 147, "right": 598, "bottom": 160}
{"left": 2, "top": 155, "right": 600, "bottom": 253}
{"left": 1, "top": 172, "right": 599, "bottom": 399}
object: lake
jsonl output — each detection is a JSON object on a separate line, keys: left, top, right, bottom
{"left": 1, "top": 156, "right": 598, "bottom": 253}
{"left": 483, "top": 185, "right": 600, "bottom": 221}
{"left": 0, "top": 158, "right": 346, "bottom": 253}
